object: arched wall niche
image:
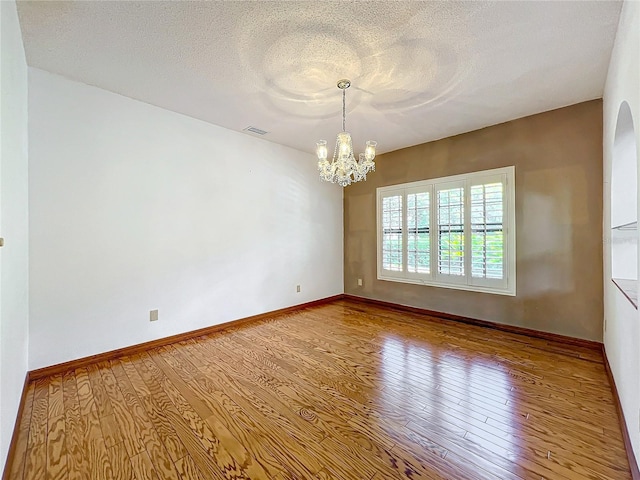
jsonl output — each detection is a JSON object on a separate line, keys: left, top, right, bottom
{"left": 611, "top": 100, "right": 638, "bottom": 306}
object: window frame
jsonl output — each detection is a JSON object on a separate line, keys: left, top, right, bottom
{"left": 376, "top": 166, "right": 516, "bottom": 296}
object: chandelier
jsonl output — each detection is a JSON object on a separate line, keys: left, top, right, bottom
{"left": 316, "top": 79, "right": 376, "bottom": 187}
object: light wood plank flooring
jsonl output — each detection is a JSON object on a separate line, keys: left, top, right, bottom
{"left": 6, "top": 299, "right": 631, "bottom": 479}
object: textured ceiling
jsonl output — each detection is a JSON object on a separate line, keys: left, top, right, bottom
{"left": 17, "top": 1, "right": 622, "bottom": 156}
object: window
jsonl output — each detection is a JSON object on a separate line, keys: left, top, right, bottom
{"left": 381, "top": 195, "right": 403, "bottom": 271}
{"left": 377, "top": 166, "right": 515, "bottom": 296}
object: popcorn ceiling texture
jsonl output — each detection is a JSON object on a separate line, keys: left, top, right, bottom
{"left": 17, "top": 1, "right": 621, "bottom": 155}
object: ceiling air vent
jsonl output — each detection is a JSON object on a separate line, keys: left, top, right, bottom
{"left": 243, "top": 126, "right": 268, "bottom": 135}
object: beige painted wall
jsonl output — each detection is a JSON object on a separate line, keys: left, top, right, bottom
{"left": 344, "top": 100, "right": 603, "bottom": 342}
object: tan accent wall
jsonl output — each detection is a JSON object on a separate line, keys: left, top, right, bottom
{"left": 344, "top": 100, "right": 604, "bottom": 341}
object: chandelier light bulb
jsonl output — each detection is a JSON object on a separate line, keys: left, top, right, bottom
{"left": 316, "top": 140, "right": 328, "bottom": 161}
{"left": 316, "top": 79, "right": 377, "bottom": 187}
{"left": 339, "top": 134, "right": 350, "bottom": 156}
{"left": 365, "top": 141, "right": 377, "bottom": 161}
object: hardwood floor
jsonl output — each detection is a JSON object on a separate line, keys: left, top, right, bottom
{"left": 5, "top": 299, "right": 631, "bottom": 479}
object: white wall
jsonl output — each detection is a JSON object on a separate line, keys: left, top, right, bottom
{"left": 603, "top": 0, "right": 640, "bottom": 468}
{"left": 0, "top": 0, "right": 30, "bottom": 473}
{"left": 28, "top": 68, "right": 343, "bottom": 370}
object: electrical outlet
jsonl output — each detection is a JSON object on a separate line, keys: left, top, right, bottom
{"left": 150, "top": 309, "right": 159, "bottom": 322}
{"left": 357, "top": 278, "right": 363, "bottom": 286}
{"left": 296, "top": 285, "right": 301, "bottom": 293}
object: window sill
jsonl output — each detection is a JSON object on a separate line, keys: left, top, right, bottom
{"left": 378, "top": 274, "right": 516, "bottom": 296}
{"left": 612, "top": 278, "right": 638, "bottom": 309}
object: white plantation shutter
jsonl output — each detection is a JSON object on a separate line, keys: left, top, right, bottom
{"left": 435, "top": 182, "right": 466, "bottom": 284}
{"left": 469, "top": 174, "right": 509, "bottom": 289}
{"left": 380, "top": 193, "right": 403, "bottom": 274}
{"left": 406, "top": 190, "right": 430, "bottom": 274}
{"left": 377, "top": 166, "right": 515, "bottom": 296}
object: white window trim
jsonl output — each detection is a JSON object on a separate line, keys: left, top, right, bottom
{"left": 376, "top": 166, "right": 516, "bottom": 296}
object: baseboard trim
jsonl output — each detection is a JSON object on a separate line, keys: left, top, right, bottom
{"left": 602, "top": 346, "right": 640, "bottom": 480}
{"left": 342, "top": 294, "right": 602, "bottom": 350}
{"left": 29, "top": 294, "right": 344, "bottom": 380}
{"left": 2, "top": 372, "right": 31, "bottom": 480}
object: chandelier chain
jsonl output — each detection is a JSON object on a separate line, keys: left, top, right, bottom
{"left": 342, "top": 88, "right": 346, "bottom": 132}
